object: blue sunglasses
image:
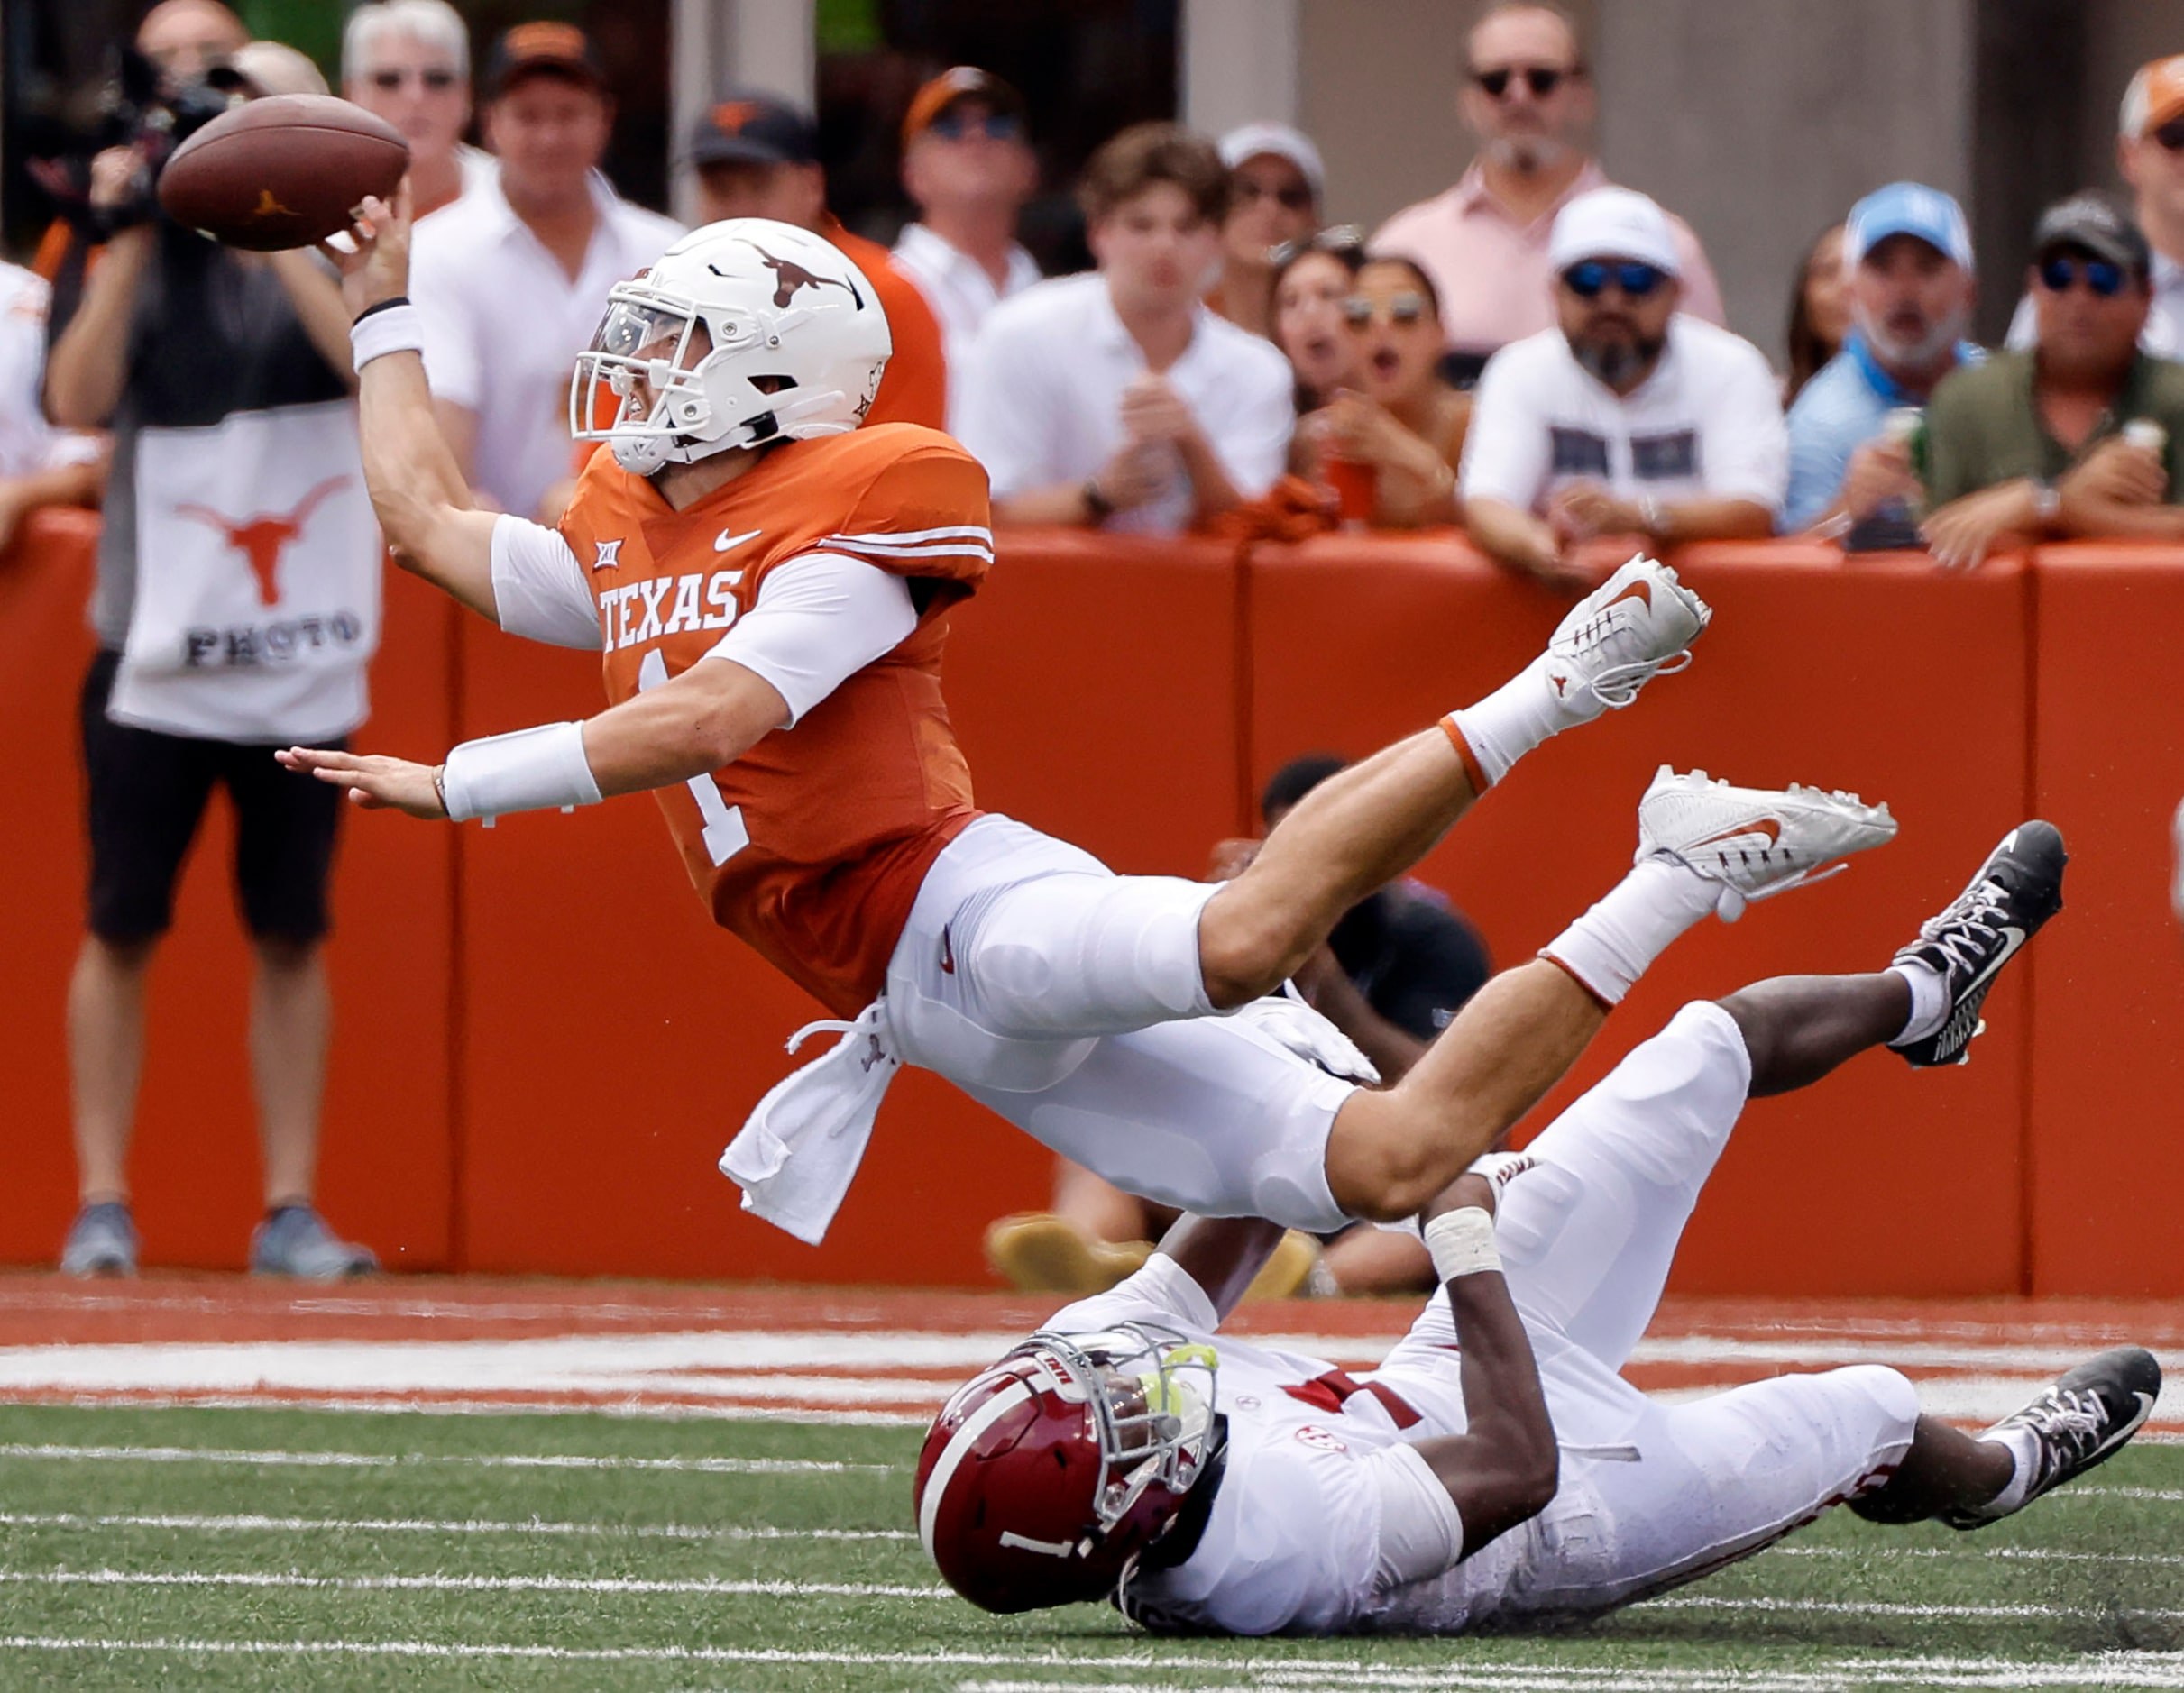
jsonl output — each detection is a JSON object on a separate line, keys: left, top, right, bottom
{"left": 2038, "top": 255, "right": 2127, "bottom": 297}
{"left": 928, "top": 109, "right": 1022, "bottom": 142}
{"left": 1561, "top": 260, "right": 1667, "bottom": 299}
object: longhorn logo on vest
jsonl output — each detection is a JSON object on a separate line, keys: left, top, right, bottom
{"left": 172, "top": 476, "right": 367, "bottom": 668}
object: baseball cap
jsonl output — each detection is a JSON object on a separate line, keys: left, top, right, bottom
{"left": 1547, "top": 186, "right": 1680, "bottom": 276}
{"left": 1218, "top": 122, "right": 1325, "bottom": 203}
{"left": 483, "top": 21, "right": 607, "bottom": 96}
{"left": 2032, "top": 193, "right": 2152, "bottom": 275}
{"left": 687, "top": 90, "right": 819, "bottom": 169}
{"left": 2120, "top": 55, "right": 2184, "bottom": 138}
{"left": 901, "top": 67, "right": 1027, "bottom": 147}
{"left": 1844, "top": 181, "right": 1974, "bottom": 270}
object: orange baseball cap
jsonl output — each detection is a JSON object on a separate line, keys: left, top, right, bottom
{"left": 2121, "top": 54, "right": 2184, "bottom": 137}
{"left": 901, "top": 67, "right": 1026, "bottom": 148}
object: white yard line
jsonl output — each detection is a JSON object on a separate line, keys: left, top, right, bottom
{"left": 1646, "top": 1593, "right": 2184, "bottom": 1623}
{"left": 2, "top": 1636, "right": 2182, "bottom": 1690}
{"left": 0, "top": 1508, "right": 911, "bottom": 1542}
{"left": 0, "top": 1568, "right": 945, "bottom": 1598}
{"left": 0, "top": 1441, "right": 895, "bottom": 1474}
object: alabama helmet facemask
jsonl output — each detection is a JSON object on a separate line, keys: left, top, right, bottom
{"left": 569, "top": 217, "right": 893, "bottom": 476}
{"left": 913, "top": 1323, "right": 1222, "bottom": 1615}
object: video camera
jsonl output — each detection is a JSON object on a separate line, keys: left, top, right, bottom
{"left": 27, "top": 46, "right": 250, "bottom": 238}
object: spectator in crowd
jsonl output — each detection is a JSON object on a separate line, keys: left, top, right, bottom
{"left": 1371, "top": 2, "right": 1725, "bottom": 381}
{"left": 45, "top": 49, "right": 382, "bottom": 1280}
{"left": 134, "top": 0, "right": 247, "bottom": 87}
{"left": 1302, "top": 257, "right": 1470, "bottom": 528}
{"left": 343, "top": 0, "right": 492, "bottom": 221}
{"left": 1922, "top": 194, "right": 2184, "bottom": 569}
{"left": 1785, "top": 184, "right": 1980, "bottom": 537}
{"left": 957, "top": 123, "right": 1292, "bottom": 533}
{"left": 409, "top": 23, "right": 682, "bottom": 521}
{"left": 891, "top": 68, "right": 1042, "bottom": 385}
{"left": 1270, "top": 230, "right": 1366, "bottom": 417}
{"left": 1463, "top": 187, "right": 1785, "bottom": 584}
{"left": 2011, "top": 56, "right": 2184, "bottom": 355}
{"left": 985, "top": 753, "right": 1492, "bottom": 1301}
{"left": 1207, "top": 122, "right": 1323, "bottom": 341}
{"left": 687, "top": 90, "right": 949, "bottom": 431}
{"left": 0, "top": 263, "right": 102, "bottom": 551}
{"left": 1783, "top": 222, "right": 1851, "bottom": 405}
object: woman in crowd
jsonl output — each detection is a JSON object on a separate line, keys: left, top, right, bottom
{"left": 1301, "top": 255, "right": 1468, "bottom": 528}
{"left": 1270, "top": 230, "right": 1365, "bottom": 418}
{"left": 1784, "top": 221, "right": 1851, "bottom": 404}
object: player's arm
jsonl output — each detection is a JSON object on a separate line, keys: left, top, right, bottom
{"left": 319, "top": 188, "right": 500, "bottom": 619}
{"left": 1392, "top": 1172, "right": 1557, "bottom": 1563}
{"left": 1150, "top": 1215, "right": 1291, "bottom": 1324}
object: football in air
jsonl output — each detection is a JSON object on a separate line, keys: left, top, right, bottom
{"left": 159, "top": 94, "right": 409, "bottom": 252}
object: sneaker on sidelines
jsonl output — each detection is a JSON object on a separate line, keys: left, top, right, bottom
{"left": 1893, "top": 821, "right": 2067, "bottom": 1068}
{"left": 1242, "top": 1230, "right": 1321, "bottom": 1302}
{"left": 1943, "top": 1346, "right": 2162, "bottom": 1529}
{"left": 1637, "top": 766, "right": 1897, "bottom": 919}
{"left": 249, "top": 1206, "right": 378, "bottom": 1279}
{"left": 60, "top": 1201, "right": 138, "bottom": 1277}
{"left": 984, "top": 1213, "right": 1149, "bottom": 1295}
{"left": 1543, "top": 555, "right": 1712, "bottom": 718}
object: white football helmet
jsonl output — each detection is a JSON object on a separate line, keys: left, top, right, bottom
{"left": 569, "top": 217, "right": 893, "bottom": 474}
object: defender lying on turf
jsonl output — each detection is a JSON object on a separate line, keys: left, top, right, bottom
{"left": 917, "top": 822, "right": 2164, "bottom": 1633}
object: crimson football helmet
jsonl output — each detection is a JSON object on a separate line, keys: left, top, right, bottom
{"left": 914, "top": 1323, "right": 1221, "bottom": 1614}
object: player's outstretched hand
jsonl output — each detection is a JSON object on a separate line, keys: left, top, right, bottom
{"left": 278, "top": 746, "right": 448, "bottom": 819}
{"left": 318, "top": 179, "right": 415, "bottom": 322}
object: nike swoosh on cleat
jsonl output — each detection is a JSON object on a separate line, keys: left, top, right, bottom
{"left": 715, "top": 528, "right": 763, "bottom": 552}
{"left": 1691, "top": 818, "right": 1784, "bottom": 850}
{"left": 1607, "top": 580, "right": 1654, "bottom": 611}
{"left": 1957, "top": 926, "right": 2026, "bottom": 998}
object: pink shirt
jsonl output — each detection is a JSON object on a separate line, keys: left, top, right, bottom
{"left": 1371, "top": 159, "right": 1726, "bottom": 357}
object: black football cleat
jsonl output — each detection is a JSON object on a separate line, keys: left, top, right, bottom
{"left": 1892, "top": 821, "right": 2066, "bottom": 1067}
{"left": 1944, "top": 1346, "right": 2162, "bottom": 1529}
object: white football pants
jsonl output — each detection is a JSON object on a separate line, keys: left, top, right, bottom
{"left": 883, "top": 816, "right": 1357, "bottom": 1232}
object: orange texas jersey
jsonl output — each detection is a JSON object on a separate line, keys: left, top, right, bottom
{"left": 559, "top": 423, "right": 992, "bottom": 1016}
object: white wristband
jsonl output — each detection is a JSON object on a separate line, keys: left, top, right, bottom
{"left": 439, "top": 721, "right": 602, "bottom": 823}
{"left": 351, "top": 301, "right": 427, "bottom": 373}
{"left": 1423, "top": 1206, "right": 1500, "bottom": 1284}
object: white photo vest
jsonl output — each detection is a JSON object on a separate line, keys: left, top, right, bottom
{"left": 110, "top": 398, "right": 379, "bottom": 744}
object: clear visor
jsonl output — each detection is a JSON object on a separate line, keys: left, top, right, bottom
{"left": 569, "top": 283, "right": 751, "bottom": 444}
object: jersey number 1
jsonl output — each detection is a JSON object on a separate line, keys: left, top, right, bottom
{"left": 638, "top": 649, "right": 749, "bottom": 867}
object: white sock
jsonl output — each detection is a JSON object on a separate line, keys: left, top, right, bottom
{"left": 1445, "top": 653, "right": 1585, "bottom": 790}
{"left": 1979, "top": 1425, "right": 2042, "bottom": 1515}
{"left": 1540, "top": 857, "right": 1722, "bottom": 1006}
{"left": 1887, "top": 959, "right": 1949, "bottom": 1047}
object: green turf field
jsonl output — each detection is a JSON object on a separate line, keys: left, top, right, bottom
{"left": 0, "top": 1403, "right": 2177, "bottom": 1691}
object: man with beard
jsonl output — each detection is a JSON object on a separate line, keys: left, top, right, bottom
{"left": 1784, "top": 183, "right": 1981, "bottom": 537}
{"left": 1371, "top": 2, "right": 1723, "bottom": 384}
{"left": 1461, "top": 188, "right": 1785, "bottom": 587}
{"left": 1922, "top": 194, "right": 2184, "bottom": 570}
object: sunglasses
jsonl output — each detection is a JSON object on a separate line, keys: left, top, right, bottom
{"left": 928, "top": 109, "right": 1022, "bottom": 142}
{"left": 1235, "top": 177, "right": 1314, "bottom": 212}
{"left": 2153, "top": 117, "right": 2184, "bottom": 151}
{"left": 1473, "top": 65, "right": 1574, "bottom": 98}
{"left": 1268, "top": 224, "right": 1365, "bottom": 270}
{"left": 1342, "top": 292, "right": 1427, "bottom": 327}
{"left": 369, "top": 66, "right": 460, "bottom": 92}
{"left": 1561, "top": 260, "right": 1667, "bottom": 299}
{"left": 2038, "top": 255, "right": 2128, "bottom": 297}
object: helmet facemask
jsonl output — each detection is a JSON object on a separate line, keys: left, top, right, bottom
{"left": 1024, "top": 1324, "right": 1221, "bottom": 1542}
{"left": 569, "top": 279, "right": 861, "bottom": 475}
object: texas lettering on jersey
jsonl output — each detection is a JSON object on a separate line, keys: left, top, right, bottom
{"left": 557, "top": 423, "right": 994, "bottom": 1014}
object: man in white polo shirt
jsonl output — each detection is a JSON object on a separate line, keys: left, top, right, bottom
{"left": 408, "top": 23, "right": 681, "bottom": 518}
{"left": 891, "top": 67, "right": 1042, "bottom": 388}
{"left": 956, "top": 123, "right": 1292, "bottom": 535}
{"left": 1463, "top": 187, "right": 1784, "bottom": 585}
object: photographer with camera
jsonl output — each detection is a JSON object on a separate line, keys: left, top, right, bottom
{"left": 43, "top": 11, "right": 381, "bottom": 1282}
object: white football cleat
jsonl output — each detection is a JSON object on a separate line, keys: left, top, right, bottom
{"left": 1638, "top": 766, "right": 1897, "bottom": 920}
{"left": 1543, "top": 554, "right": 1712, "bottom": 718}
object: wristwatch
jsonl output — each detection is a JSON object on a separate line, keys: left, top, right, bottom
{"left": 2030, "top": 479, "right": 2061, "bottom": 526}
{"left": 1082, "top": 479, "right": 1115, "bottom": 522}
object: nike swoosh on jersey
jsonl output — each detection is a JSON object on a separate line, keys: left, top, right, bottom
{"left": 715, "top": 528, "right": 764, "bottom": 552}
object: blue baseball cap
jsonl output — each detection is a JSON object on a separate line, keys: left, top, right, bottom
{"left": 1845, "top": 181, "right": 1974, "bottom": 270}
